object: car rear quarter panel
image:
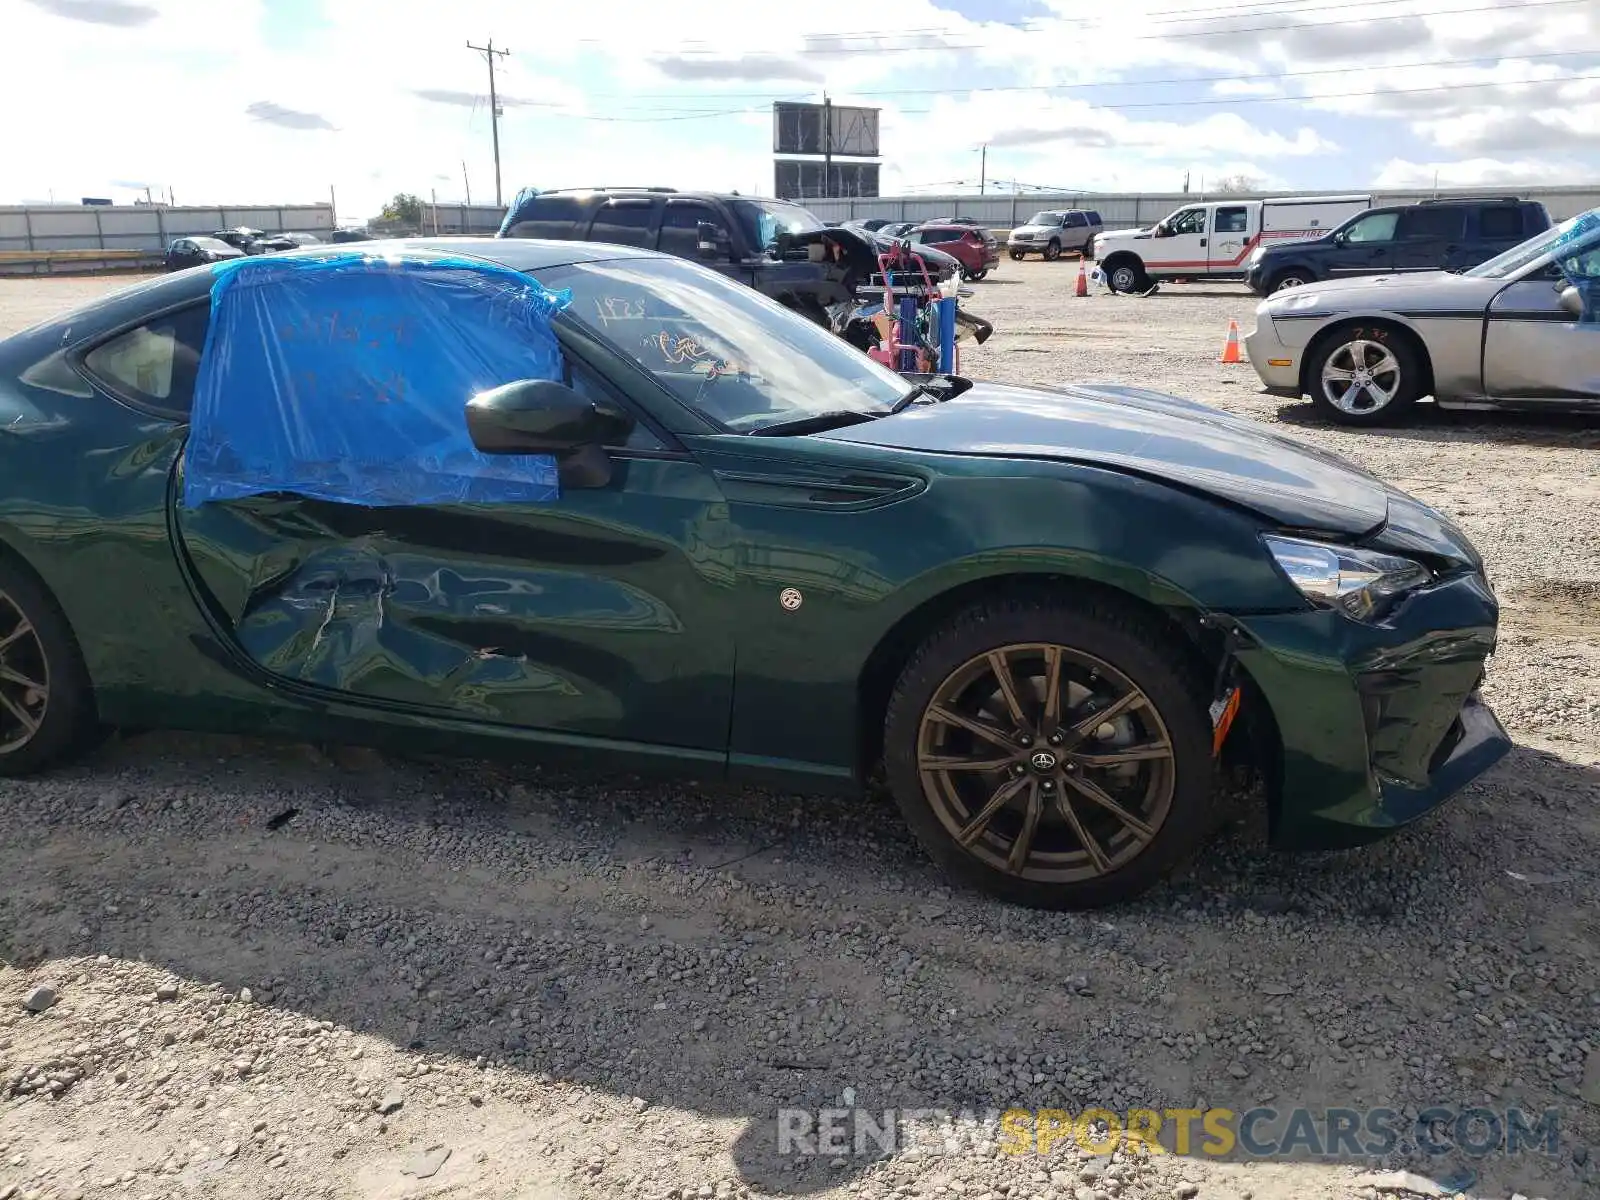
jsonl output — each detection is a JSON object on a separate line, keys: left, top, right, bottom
{"left": 684, "top": 435, "right": 1304, "bottom": 783}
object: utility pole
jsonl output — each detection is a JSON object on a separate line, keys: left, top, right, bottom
{"left": 979, "top": 144, "right": 987, "bottom": 195}
{"left": 467, "top": 38, "right": 510, "bottom": 206}
{"left": 462, "top": 160, "right": 472, "bottom": 206}
{"left": 822, "top": 92, "right": 833, "bottom": 199}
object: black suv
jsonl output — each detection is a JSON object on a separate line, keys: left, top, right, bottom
{"left": 497, "top": 186, "right": 950, "bottom": 324}
{"left": 1245, "top": 197, "right": 1553, "bottom": 295}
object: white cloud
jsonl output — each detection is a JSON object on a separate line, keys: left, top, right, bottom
{"left": 1374, "top": 156, "right": 1598, "bottom": 187}
{"left": 0, "top": 0, "right": 1596, "bottom": 216}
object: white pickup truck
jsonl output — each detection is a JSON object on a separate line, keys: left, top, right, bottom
{"left": 1093, "top": 195, "right": 1372, "bottom": 293}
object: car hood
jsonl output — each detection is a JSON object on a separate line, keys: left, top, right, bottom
{"left": 1265, "top": 269, "right": 1491, "bottom": 310}
{"left": 818, "top": 380, "right": 1390, "bottom": 533}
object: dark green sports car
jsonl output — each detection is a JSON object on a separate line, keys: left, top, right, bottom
{"left": 0, "top": 239, "right": 1510, "bottom": 908}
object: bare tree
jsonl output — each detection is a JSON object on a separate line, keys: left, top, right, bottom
{"left": 1212, "top": 174, "right": 1262, "bottom": 194}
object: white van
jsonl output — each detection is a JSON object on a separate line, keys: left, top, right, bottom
{"left": 1093, "top": 195, "right": 1372, "bottom": 292}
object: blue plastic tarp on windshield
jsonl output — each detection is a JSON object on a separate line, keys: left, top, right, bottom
{"left": 183, "top": 250, "right": 571, "bottom": 508}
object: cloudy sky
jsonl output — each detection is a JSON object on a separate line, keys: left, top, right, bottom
{"left": 3, "top": 0, "right": 1597, "bottom": 219}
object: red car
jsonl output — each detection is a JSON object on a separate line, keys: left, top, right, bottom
{"left": 906, "top": 223, "right": 1001, "bottom": 280}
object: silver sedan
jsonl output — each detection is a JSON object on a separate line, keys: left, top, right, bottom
{"left": 1245, "top": 207, "right": 1600, "bottom": 425}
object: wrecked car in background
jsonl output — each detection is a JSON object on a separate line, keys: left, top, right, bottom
{"left": 496, "top": 187, "right": 993, "bottom": 355}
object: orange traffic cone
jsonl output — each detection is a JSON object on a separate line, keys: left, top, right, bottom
{"left": 1220, "top": 319, "right": 1244, "bottom": 363}
{"left": 1074, "top": 257, "right": 1088, "bottom": 297}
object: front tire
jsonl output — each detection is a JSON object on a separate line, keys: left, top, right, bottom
{"left": 1042, "top": 240, "right": 1062, "bottom": 262}
{"left": 1105, "top": 260, "right": 1149, "bottom": 294}
{"left": 883, "top": 593, "right": 1215, "bottom": 909}
{"left": 970, "top": 268, "right": 989, "bottom": 281}
{"left": 1269, "top": 269, "right": 1315, "bottom": 292}
{"left": 1306, "top": 327, "right": 1423, "bottom": 426}
{"left": 0, "top": 558, "right": 96, "bottom": 776}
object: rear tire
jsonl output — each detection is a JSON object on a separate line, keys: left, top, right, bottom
{"left": 1009, "top": 250, "right": 1026, "bottom": 261}
{"left": 883, "top": 593, "right": 1216, "bottom": 909}
{"left": 1042, "top": 240, "right": 1062, "bottom": 262}
{"left": 1305, "top": 326, "right": 1424, "bottom": 426}
{"left": 0, "top": 558, "right": 96, "bottom": 776}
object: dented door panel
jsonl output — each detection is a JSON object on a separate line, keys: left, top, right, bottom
{"left": 172, "top": 456, "right": 735, "bottom": 750}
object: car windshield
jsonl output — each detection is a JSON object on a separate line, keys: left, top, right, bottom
{"left": 189, "top": 238, "right": 231, "bottom": 250}
{"left": 1465, "top": 209, "right": 1600, "bottom": 279}
{"left": 731, "top": 198, "right": 826, "bottom": 252}
{"left": 1026, "top": 212, "right": 1064, "bottom": 226}
{"left": 542, "top": 256, "right": 914, "bottom": 432}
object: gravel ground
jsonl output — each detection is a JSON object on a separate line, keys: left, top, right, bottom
{"left": 0, "top": 265, "right": 1597, "bottom": 1200}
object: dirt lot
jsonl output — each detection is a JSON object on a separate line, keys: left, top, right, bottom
{"left": 0, "top": 264, "right": 1596, "bottom": 1200}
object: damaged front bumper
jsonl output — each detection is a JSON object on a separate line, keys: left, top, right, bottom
{"left": 1230, "top": 567, "right": 1512, "bottom": 850}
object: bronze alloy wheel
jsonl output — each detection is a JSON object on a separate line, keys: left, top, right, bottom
{"left": 915, "top": 642, "right": 1175, "bottom": 883}
{"left": 0, "top": 588, "right": 50, "bottom": 754}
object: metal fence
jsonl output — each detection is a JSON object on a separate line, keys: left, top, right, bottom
{"left": 0, "top": 204, "right": 338, "bottom": 273}
{"left": 418, "top": 204, "right": 508, "bottom": 235}
{"left": 803, "top": 184, "right": 1600, "bottom": 230}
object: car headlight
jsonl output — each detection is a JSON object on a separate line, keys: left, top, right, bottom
{"left": 1263, "top": 535, "right": 1432, "bottom": 621}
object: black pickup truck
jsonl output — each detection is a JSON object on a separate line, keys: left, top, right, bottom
{"left": 496, "top": 186, "right": 960, "bottom": 326}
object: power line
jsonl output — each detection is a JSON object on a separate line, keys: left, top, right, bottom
{"left": 565, "top": 0, "right": 1440, "bottom": 52}
{"left": 638, "top": 0, "right": 1588, "bottom": 57}
{"left": 589, "top": 46, "right": 1600, "bottom": 101}
{"left": 467, "top": 38, "right": 510, "bottom": 207}
{"left": 540, "top": 66, "right": 1600, "bottom": 122}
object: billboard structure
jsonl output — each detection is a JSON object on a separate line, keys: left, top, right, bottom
{"left": 773, "top": 100, "right": 881, "bottom": 201}
{"left": 775, "top": 161, "right": 880, "bottom": 200}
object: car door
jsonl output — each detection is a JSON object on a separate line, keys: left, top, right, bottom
{"left": 1144, "top": 206, "right": 1208, "bottom": 273}
{"left": 168, "top": 263, "right": 735, "bottom": 757}
{"left": 1462, "top": 205, "right": 1527, "bottom": 271}
{"left": 1325, "top": 210, "right": 1399, "bottom": 277}
{"left": 1482, "top": 227, "right": 1600, "bottom": 403}
{"left": 1209, "top": 205, "right": 1251, "bottom": 271}
{"left": 1393, "top": 206, "right": 1466, "bottom": 272}
{"left": 657, "top": 198, "right": 739, "bottom": 279}
{"left": 912, "top": 228, "right": 968, "bottom": 271}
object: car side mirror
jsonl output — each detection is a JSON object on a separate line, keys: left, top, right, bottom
{"left": 465, "top": 378, "right": 635, "bottom": 489}
{"left": 1558, "top": 284, "right": 1584, "bottom": 319}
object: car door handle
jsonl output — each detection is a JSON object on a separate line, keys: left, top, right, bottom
{"left": 1199, "top": 238, "right": 1207, "bottom": 246}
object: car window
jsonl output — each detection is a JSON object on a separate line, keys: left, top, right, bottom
{"left": 1478, "top": 207, "right": 1524, "bottom": 240}
{"left": 565, "top": 357, "right": 667, "bottom": 450}
{"left": 1214, "top": 206, "right": 1249, "bottom": 233}
{"left": 1167, "top": 209, "right": 1206, "bottom": 235}
{"left": 658, "top": 202, "right": 727, "bottom": 260}
{"left": 1397, "top": 207, "right": 1466, "bottom": 241}
{"left": 1466, "top": 211, "right": 1598, "bottom": 279}
{"left": 81, "top": 303, "right": 210, "bottom": 416}
{"left": 1064, "top": 212, "right": 1086, "bottom": 228}
{"left": 543, "top": 256, "right": 913, "bottom": 433}
{"left": 1086, "top": 211, "right": 1102, "bottom": 224}
{"left": 505, "top": 195, "right": 587, "bottom": 239}
{"left": 588, "top": 201, "right": 657, "bottom": 248}
{"left": 1343, "top": 212, "right": 1399, "bottom": 243}
{"left": 1557, "top": 240, "right": 1600, "bottom": 281}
